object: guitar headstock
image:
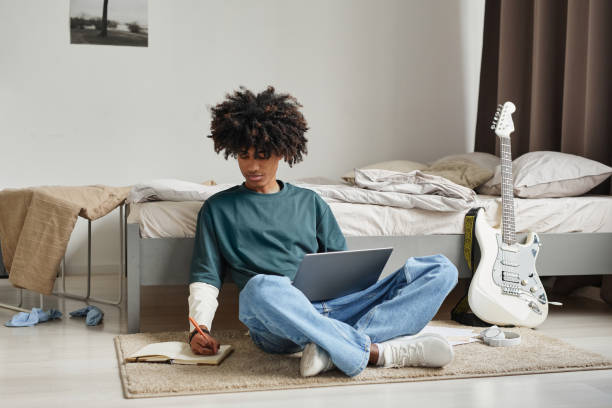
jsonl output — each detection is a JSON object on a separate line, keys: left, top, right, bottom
{"left": 490, "top": 101, "right": 516, "bottom": 139}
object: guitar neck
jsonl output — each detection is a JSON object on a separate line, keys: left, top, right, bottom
{"left": 499, "top": 137, "right": 516, "bottom": 245}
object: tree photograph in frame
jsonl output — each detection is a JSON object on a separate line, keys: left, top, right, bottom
{"left": 70, "top": 0, "right": 148, "bottom": 47}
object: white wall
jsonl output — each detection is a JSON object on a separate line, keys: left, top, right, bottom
{"left": 0, "top": 0, "right": 484, "bottom": 272}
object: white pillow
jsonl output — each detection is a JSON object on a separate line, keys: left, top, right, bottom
{"left": 128, "top": 179, "right": 232, "bottom": 203}
{"left": 478, "top": 151, "right": 612, "bottom": 198}
{"left": 342, "top": 160, "right": 427, "bottom": 185}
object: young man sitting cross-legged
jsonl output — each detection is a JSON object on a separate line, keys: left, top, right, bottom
{"left": 188, "top": 86, "right": 458, "bottom": 377}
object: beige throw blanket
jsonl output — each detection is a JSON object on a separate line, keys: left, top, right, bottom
{"left": 0, "top": 185, "right": 130, "bottom": 294}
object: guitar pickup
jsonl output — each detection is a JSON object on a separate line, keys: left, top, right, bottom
{"left": 500, "top": 244, "right": 519, "bottom": 253}
{"left": 502, "top": 271, "right": 520, "bottom": 283}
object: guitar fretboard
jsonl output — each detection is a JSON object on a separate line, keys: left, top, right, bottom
{"left": 499, "top": 137, "right": 516, "bottom": 245}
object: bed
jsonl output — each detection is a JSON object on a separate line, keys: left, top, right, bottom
{"left": 125, "top": 189, "right": 612, "bottom": 333}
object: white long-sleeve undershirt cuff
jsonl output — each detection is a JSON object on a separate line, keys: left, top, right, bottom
{"left": 188, "top": 282, "right": 220, "bottom": 332}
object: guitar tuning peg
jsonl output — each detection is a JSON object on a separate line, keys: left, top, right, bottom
{"left": 498, "top": 104, "right": 502, "bottom": 108}
{"left": 490, "top": 125, "right": 496, "bottom": 129}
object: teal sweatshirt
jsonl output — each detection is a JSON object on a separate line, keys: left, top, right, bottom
{"left": 189, "top": 181, "right": 347, "bottom": 291}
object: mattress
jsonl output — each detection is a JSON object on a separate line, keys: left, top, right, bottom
{"left": 127, "top": 195, "right": 612, "bottom": 238}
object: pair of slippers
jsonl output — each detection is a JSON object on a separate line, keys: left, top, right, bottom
{"left": 4, "top": 305, "right": 104, "bottom": 327}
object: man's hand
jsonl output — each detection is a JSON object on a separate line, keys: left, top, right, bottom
{"left": 189, "top": 325, "right": 220, "bottom": 355}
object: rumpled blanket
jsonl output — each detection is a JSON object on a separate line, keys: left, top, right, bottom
{"left": 127, "top": 170, "right": 478, "bottom": 212}
{"left": 0, "top": 185, "right": 130, "bottom": 294}
{"left": 296, "top": 169, "right": 479, "bottom": 212}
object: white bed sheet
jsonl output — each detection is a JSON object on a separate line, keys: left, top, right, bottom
{"left": 127, "top": 195, "right": 612, "bottom": 238}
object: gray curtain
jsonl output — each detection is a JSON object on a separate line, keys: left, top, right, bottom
{"left": 474, "top": 0, "right": 611, "bottom": 194}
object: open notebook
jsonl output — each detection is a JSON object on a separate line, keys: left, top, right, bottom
{"left": 126, "top": 341, "right": 233, "bottom": 365}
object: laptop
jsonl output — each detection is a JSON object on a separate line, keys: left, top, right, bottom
{"left": 292, "top": 247, "right": 393, "bottom": 301}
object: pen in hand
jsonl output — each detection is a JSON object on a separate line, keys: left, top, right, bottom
{"left": 189, "top": 316, "right": 219, "bottom": 355}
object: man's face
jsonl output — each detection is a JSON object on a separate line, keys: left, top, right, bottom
{"left": 237, "top": 147, "right": 282, "bottom": 193}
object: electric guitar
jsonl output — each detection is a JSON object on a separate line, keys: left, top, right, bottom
{"left": 467, "top": 102, "right": 549, "bottom": 328}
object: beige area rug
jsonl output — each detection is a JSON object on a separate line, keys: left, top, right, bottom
{"left": 114, "top": 321, "right": 612, "bottom": 398}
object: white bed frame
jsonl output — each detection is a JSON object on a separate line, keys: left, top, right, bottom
{"left": 125, "top": 221, "right": 612, "bottom": 333}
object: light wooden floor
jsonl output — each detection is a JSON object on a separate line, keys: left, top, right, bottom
{"left": 1, "top": 275, "right": 611, "bottom": 408}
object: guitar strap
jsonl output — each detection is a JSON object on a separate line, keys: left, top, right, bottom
{"left": 450, "top": 207, "right": 489, "bottom": 327}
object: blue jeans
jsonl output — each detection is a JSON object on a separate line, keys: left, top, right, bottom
{"left": 238, "top": 254, "right": 458, "bottom": 377}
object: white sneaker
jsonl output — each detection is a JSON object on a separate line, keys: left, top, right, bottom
{"left": 300, "top": 343, "right": 335, "bottom": 377}
{"left": 381, "top": 333, "right": 454, "bottom": 368}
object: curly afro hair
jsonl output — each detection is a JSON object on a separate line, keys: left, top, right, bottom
{"left": 207, "top": 86, "right": 309, "bottom": 167}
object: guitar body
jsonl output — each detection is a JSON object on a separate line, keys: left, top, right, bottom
{"left": 468, "top": 208, "right": 548, "bottom": 328}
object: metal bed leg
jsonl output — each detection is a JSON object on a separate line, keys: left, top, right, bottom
{"left": 0, "top": 288, "right": 29, "bottom": 313}
{"left": 2, "top": 205, "right": 125, "bottom": 312}
{"left": 53, "top": 204, "right": 125, "bottom": 306}
{"left": 87, "top": 204, "right": 124, "bottom": 305}
{"left": 126, "top": 222, "right": 141, "bottom": 333}
{"left": 0, "top": 238, "right": 31, "bottom": 312}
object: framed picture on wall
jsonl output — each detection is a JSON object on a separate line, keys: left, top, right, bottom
{"left": 70, "top": 0, "right": 148, "bottom": 47}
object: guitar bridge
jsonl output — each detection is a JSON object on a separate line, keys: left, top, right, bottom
{"left": 501, "top": 285, "right": 521, "bottom": 296}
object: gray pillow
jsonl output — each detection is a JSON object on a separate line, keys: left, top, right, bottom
{"left": 424, "top": 159, "right": 493, "bottom": 189}
{"left": 430, "top": 152, "right": 500, "bottom": 174}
